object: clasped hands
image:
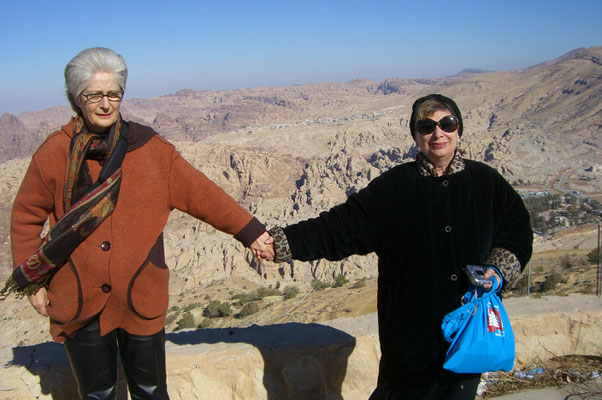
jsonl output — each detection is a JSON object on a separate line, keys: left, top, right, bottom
{"left": 249, "top": 231, "right": 276, "bottom": 261}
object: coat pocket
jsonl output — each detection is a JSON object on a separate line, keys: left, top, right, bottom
{"left": 127, "top": 260, "right": 169, "bottom": 320}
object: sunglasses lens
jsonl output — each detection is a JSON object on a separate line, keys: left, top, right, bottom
{"left": 439, "top": 116, "right": 459, "bottom": 132}
{"left": 416, "top": 119, "right": 437, "bottom": 134}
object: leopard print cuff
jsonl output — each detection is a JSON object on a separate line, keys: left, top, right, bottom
{"left": 268, "top": 226, "right": 293, "bottom": 263}
{"left": 485, "top": 247, "right": 522, "bottom": 288}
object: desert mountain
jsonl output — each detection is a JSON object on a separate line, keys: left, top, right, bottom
{"left": 0, "top": 46, "right": 600, "bottom": 315}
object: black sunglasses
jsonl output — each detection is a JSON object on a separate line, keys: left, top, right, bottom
{"left": 416, "top": 115, "right": 459, "bottom": 134}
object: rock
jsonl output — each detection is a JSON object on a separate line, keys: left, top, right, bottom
{"left": 1, "top": 295, "right": 600, "bottom": 399}
{"left": 505, "top": 294, "right": 602, "bottom": 366}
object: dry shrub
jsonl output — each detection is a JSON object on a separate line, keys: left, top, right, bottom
{"left": 482, "top": 355, "right": 602, "bottom": 398}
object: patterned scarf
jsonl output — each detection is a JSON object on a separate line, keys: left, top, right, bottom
{"left": 416, "top": 148, "right": 465, "bottom": 177}
{"left": 0, "top": 115, "right": 128, "bottom": 299}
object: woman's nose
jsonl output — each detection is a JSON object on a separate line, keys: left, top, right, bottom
{"left": 99, "top": 97, "right": 111, "bottom": 109}
{"left": 433, "top": 126, "right": 444, "bottom": 137}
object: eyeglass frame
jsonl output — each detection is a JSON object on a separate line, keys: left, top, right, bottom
{"left": 80, "top": 91, "right": 124, "bottom": 103}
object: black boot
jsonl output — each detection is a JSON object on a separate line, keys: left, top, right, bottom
{"left": 64, "top": 318, "right": 118, "bottom": 400}
{"left": 117, "top": 328, "right": 170, "bottom": 400}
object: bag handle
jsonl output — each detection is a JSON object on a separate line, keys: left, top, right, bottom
{"left": 490, "top": 275, "right": 501, "bottom": 293}
{"left": 487, "top": 266, "right": 503, "bottom": 293}
{"left": 479, "top": 274, "right": 502, "bottom": 302}
{"left": 472, "top": 273, "right": 501, "bottom": 303}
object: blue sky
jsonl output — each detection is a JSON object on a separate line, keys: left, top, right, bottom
{"left": 1, "top": 0, "right": 601, "bottom": 115}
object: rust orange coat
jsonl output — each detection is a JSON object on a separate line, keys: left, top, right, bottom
{"left": 10, "top": 120, "right": 265, "bottom": 342}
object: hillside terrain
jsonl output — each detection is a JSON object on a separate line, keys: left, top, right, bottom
{"left": 0, "top": 224, "right": 599, "bottom": 350}
{"left": 0, "top": 46, "right": 600, "bottom": 351}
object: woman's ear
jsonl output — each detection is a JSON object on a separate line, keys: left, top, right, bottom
{"left": 70, "top": 93, "right": 82, "bottom": 111}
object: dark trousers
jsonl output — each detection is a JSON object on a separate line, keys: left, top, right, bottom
{"left": 368, "top": 375, "right": 480, "bottom": 400}
{"left": 64, "top": 318, "right": 170, "bottom": 400}
{"left": 368, "top": 356, "right": 481, "bottom": 400}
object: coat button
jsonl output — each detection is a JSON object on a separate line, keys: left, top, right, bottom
{"left": 100, "top": 241, "right": 111, "bottom": 251}
{"left": 442, "top": 180, "right": 449, "bottom": 187}
{"left": 101, "top": 284, "right": 112, "bottom": 293}
{"left": 444, "top": 226, "right": 452, "bottom": 233}
{"left": 450, "top": 274, "right": 458, "bottom": 281}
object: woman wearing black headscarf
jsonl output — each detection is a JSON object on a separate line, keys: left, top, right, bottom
{"left": 267, "top": 94, "right": 533, "bottom": 399}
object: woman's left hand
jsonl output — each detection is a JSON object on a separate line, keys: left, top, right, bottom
{"left": 483, "top": 268, "right": 501, "bottom": 290}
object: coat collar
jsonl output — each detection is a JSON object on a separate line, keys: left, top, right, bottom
{"left": 415, "top": 149, "right": 465, "bottom": 177}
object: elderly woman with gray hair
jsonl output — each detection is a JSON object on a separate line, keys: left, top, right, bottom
{"left": 266, "top": 94, "right": 533, "bottom": 400}
{"left": 3, "top": 47, "right": 273, "bottom": 399}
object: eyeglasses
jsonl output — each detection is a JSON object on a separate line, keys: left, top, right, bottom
{"left": 81, "top": 91, "right": 124, "bottom": 103}
{"left": 416, "top": 115, "right": 459, "bottom": 134}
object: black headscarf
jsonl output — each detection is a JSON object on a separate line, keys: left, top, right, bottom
{"left": 409, "top": 94, "right": 464, "bottom": 139}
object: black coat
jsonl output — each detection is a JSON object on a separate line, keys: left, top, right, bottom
{"left": 283, "top": 159, "right": 533, "bottom": 382}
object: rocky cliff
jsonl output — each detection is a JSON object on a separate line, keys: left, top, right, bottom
{"left": 1, "top": 295, "right": 600, "bottom": 399}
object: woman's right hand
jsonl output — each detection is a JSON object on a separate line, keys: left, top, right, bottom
{"left": 28, "top": 288, "right": 49, "bottom": 316}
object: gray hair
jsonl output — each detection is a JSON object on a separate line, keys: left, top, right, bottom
{"left": 64, "top": 47, "right": 128, "bottom": 113}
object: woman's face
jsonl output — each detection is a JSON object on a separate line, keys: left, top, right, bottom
{"left": 413, "top": 109, "right": 459, "bottom": 167}
{"left": 75, "top": 72, "right": 122, "bottom": 133}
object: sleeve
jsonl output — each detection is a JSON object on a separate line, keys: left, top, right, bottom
{"left": 282, "top": 179, "right": 383, "bottom": 262}
{"left": 10, "top": 158, "right": 55, "bottom": 268}
{"left": 485, "top": 247, "right": 522, "bottom": 288}
{"left": 268, "top": 226, "right": 293, "bottom": 263}
{"left": 167, "top": 149, "right": 265, "bottom": 247}
{"left": 490, "top": 172, "right": 533, "bottom": 275}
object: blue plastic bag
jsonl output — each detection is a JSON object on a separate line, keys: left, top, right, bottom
{"left": 441, "top": 276, "right": 515, "bottom": 373}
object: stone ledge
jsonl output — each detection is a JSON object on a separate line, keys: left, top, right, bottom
{"left": 1, "top": 295, "right": 600, "bottom": 400}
